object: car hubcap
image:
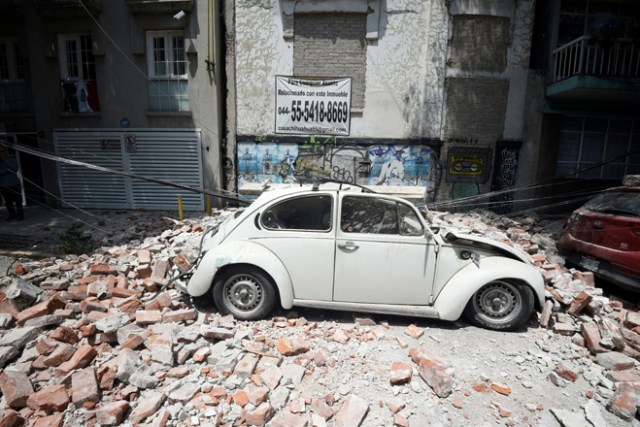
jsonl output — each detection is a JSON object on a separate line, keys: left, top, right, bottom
{"left": 473, "top": 281, "right": 520, "bottom": 323}
{"left": 224, "top": 275, "right": 263, "bottom": 312}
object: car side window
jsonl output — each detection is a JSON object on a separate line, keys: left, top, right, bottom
{"left": 261, "top": 195, "right": 332, "bottom": 231}
{"left": 341, "top": 196, "right": 399, "bottom": 234}
{"left": 398, "top": 203, "right": 424, "bottom": 236}
{"left": 341, "top": 196, "right": 424, "bottom": 236}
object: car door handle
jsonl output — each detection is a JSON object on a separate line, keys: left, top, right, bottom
{"left": 338, "top": 241, "right": 359, "bottom": 251}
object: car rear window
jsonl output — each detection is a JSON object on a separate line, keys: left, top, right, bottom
{"left": 584, "top": 191, "right": 640, "bottom": 217}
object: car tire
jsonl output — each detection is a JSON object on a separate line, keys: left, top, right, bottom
{"left": 213, "top": 266, "right": 277, "bottom": 320}
{"left": 463, "top": 280, "right": 534, "bottom": 331}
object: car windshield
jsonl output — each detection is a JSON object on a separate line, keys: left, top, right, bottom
{"left": 584, "top": 191, "right": 640, "bottom": 216}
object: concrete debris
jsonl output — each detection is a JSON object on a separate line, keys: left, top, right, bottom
{"left": 0, "top": 208, "right": 639, "bottom": 425}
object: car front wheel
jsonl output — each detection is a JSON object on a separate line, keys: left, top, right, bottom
{"left": 213, "top": 266, "right": 277, "bottom": 320}
{"left": 463, "top": 280, "right": 534, "bottom": 331}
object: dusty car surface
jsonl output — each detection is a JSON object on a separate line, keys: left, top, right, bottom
{"left": 177, "top": 183, "right": 545, "bottom": 331}
{"left": 558, "top": 186, "right": 640, "bottom": 291}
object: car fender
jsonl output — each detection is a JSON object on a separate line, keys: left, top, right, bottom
{"left": 187, "top": 240, "right": 294, "bottom": 308}
{"left": 434, "top": 256, "right": 545, "bottom": 321}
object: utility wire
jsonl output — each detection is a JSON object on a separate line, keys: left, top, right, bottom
{"left": 0, "top": 141, "right": 250, "bottom": 205}
{"left": 430, "top": 148, "right": 640, "bottom": 210}
{"left": 18, "top": 174, "right": 134, "bottom": 228}
{"left": 441, "top": 188, "right": 601, "bottom": 211}
{"left": 6, "top": 187, "right": 111, "bottom": 234}
{"left": 32, "top": 136, "right": 241, "bottom": 199}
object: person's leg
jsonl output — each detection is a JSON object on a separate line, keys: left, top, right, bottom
{"left": 0, "top": 188, "right": 16, "bottom": 219}
{"left": 11, "top": 187, "right": 23, "bottom": 220}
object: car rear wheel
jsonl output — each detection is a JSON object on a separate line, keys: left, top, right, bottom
{"left": 463, "top": 280, "right": 534, "bottom": 331}
{"left": 213, "top": 266, "right": 277, "bottom": 320}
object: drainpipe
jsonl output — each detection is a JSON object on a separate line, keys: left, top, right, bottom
{"left": 222, "top": 0, "right": 238, "bottom": 200}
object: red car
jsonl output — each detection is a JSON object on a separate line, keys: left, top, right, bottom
{"left": 558, "top": 186, "right": 640, "bottom": 291}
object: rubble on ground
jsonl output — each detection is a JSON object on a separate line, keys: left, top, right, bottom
{"left": 0, "top": 208, "right": 637, "bottom": 426}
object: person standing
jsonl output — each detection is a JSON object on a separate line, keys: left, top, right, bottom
{"left": 0, "top": 146, "right": 24, "bottom": 221}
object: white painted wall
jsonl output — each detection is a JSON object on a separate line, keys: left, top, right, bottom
{"left": 235, "top": 0, "right": 449, "bottom": 140}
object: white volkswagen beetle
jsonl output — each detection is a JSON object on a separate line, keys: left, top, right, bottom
{"left": 177, "top": 183, "right": 545, "bottom": 331}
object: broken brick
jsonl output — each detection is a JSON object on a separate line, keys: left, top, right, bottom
{"left": 90, "top": 264, "right": 117, "bottom": 275}
{"left": 581, "top": 322, "right": 605, "bottom": 354}
{"left": 404, "top": 324, "right": 424, "bottom": 339}
{"left": 333, "top": 395, "right": 369, "bottom": 427}
{"left": 135, "top": 310, "right": 162, "bottom": 326}
{"left": 71, "top": 367, "right": 99, "bottom": 406}
{"left": 26, "top": 384, "right": 69, "bottom": 413}
{"left": 15, "top": 298, "right": 65, "bottom": 326}
{"left": 0, "top": 370, "right": 34, "bottom": 409}
{"left": 95, "top": 400, "right": 129, "bottom": 426}
{"left": 57, "top": 345, "right": 97, "bottom": 373}
{"left": 491, "top": 383, "right": 512, "bottom": 396}
{"left": 276, "top": 337, "right": 310, "bottom": 356}
{"left": 567, "top": 291, "right": 593, "bottom": 316}
{"left": 390, "top": 361, "right": 412, "bottom": 385}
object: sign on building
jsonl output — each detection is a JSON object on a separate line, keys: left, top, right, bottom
{"left": 275, "top": 76, "right": 352, "bottom": 136}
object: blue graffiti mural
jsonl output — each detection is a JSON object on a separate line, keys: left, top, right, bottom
{"left": 367, "top": 146, "right": 431, "bottom": 186}
{"left": 237, "top": 141, "right": 436, "bottom": 192}
{"left": 238, "top": 143, "right": 299, "bottom": 185}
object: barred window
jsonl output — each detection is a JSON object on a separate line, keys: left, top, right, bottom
{"left": 146, "top": 31, "right": 189, "bottom": 112}
{"left": 556, "top": 117, "right": 640, "bottom": 179}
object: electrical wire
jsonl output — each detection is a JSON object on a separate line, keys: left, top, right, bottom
{"left": 30, "top": 135, "right": 243, "bottom": 200}
{"left": 18, "top": 174, "right": 134, "bottom": 228}
{"left": 12, "top": 1, "right": 640, "bottom": 221}
{"left": 2, "top": 186, "right": 111, "bottom": 234}
{"left": 1, "top": 142, "right": 250, "bottom": 205}
{"left": 440, "top": 187, "right": 602, "bottom": 211}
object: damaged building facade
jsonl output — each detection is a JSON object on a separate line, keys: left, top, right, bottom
{"left": 2, "top": 0, "right": 637, "bottom": 212}
{"left": 0, "top": 0, "right": 225, "bottom": 211}
{"left": 225, "top": 0, "right": 540, "bottom": 210}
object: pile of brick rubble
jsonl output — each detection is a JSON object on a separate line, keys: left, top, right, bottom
{"left": 0, "top": 208, "right": 637, "bottom": 426}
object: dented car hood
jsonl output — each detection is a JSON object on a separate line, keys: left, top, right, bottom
{"left": 444, "top": 230, "right": 532, "bottom": 264}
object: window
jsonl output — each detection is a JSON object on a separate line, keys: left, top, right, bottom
{"left": 341, "top": 196, "right": 423, "bottom": 236}
{"left": 558, "top": 0, "right": 640, "bottom": 45}
{"left": 261, "top": 195, "right": 332, "bottom": 231}
{"left": 556, "top": 117, "right": 640, "bottom": 179}
{"left": 58, "top": 34, "right": 99, "bottom": 112}
{"left": 0, "top": 38, "right": 29, "bottom": 112}
{"left": 147, "top": 31, "right": 189, "bottom": 112}
{"left": 294, "top": 13, "right": 366, "bottom": 109}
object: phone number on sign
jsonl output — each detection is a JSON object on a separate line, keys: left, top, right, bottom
{"left": 279, "top": 100, "right": 349, "bottom": 123}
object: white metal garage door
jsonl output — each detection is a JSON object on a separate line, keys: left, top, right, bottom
{"left": 55, "top": 129, "right": 204, "bottom": 210}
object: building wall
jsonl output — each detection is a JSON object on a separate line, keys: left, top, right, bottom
{"left": 0, "top": 1, "right": 224, "bottom": 209}
{"left": 231, "top": 0, "right": 537, "bottom": 208}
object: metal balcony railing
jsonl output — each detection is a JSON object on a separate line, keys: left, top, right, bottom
{"left": 552, "top": 36, "right": 640, "bottom": 82}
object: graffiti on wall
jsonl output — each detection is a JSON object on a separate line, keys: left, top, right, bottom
{"left": 237, "top": 140, "right": 438, "bottom": 198}
{"left": 490, "top": 141, "right": 521, "bottom": 214}
{"left": 445, "top": 147, "right": 493, "bottom": 183}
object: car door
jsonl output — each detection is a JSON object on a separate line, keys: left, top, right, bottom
{"left": 252, "top": 193, "right": 336, "bottom": 301}
{"left": 333, "top": 194, "right": 437, "bottom": 305}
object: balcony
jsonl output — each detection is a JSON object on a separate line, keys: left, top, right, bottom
{"left": 125, "top": 0, "right": 193, "bottom": 14}
{"left": 33, "top": 0, "right": 101, "bottom": 17}
{"left": 548, "top": 36, "right": 640, "bottom": 111}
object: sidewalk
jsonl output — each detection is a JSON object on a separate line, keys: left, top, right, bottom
{"left": 0, "top": 205, "right": 190, "bottom": 257}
